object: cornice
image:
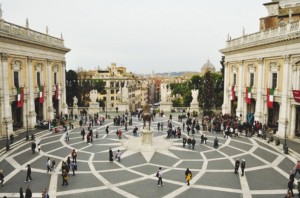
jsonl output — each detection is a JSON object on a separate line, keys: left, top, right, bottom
{"left": 0, "top": 33, "right": 70, "bottom": 54}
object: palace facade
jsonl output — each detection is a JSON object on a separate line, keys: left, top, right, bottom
{"left": 0, "top": 15, "right": 70, "bottom": 136}
{"left": 220, "top": 0, "right": 300, "bottom": 138}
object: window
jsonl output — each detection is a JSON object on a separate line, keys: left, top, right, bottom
{"left": 233, "top": 73, "right": 236, "bottom": 85}
{"left": 272, "top": 73, "right": 277, "bottom": 89}
{"left": 103, "top": 97, "right": 106, "bottom": 101}
{"left": 111, "top": 96, "right": 114, "bottom": 101}
{"left": 116, "top": 82, "right": 119, "bottom": 87}
{"left": 250, "top": 73, "right": 254, "bottom": 87}
{"left": 14, "top": 71, "right": 19, "bottom": 88}
{"left": 110, "top": 82, "right": 114, "bottom": 87}
{"left": 54, "top": 73, "right": 57, "bottom": 85}
{"left": 111, "top": 90, "right": 114, "bottom": 94}
{"left": 37, "top": 72, "right": 41, "bottom": 86}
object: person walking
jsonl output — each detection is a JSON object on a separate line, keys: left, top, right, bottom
{"left": 51, "top": 159, "right": 56, "bottom": 172}
{"left": 24, "top": 164, "right": 32, "bottom": 182}
{"left": 185, "top": 168, "right": 192, "bottom": 186}
{"left": 241, "top": 159, "right": 246, "bottom": 176}
{"left": 157, "top": 122, "right": 160, "bottom": 131}
{"left": 31, "top": 141, "right": 36, "bottom": 154}
{"left": 25, "top": 186, "right": 32, "bottom": 198}
{"left": 81, "top": 128, "right": 85, "bottom": 141}
{"left": 288, "top": 178, "right": 294, "bottom": 197}
{"left": 214, "top": 137, "right": 219, "bottom": 148}
{"left": 19, "top": 187, "right": 24, "bottom": 198}
{"left": 105, "top": 126, "right": 109, "bottom": 135}
{"left": 0, "top": 170, "right": 4, "bottom": 187}
{"left": 161, "top": 122, "right": 164, "bottom": 131}
{"left": 118, "top": 129, "right": 122, "bottom": 140}
{"left": 46, "top": 157, "right": 51, "bottom": 173}
{"left": 42, "top": 188, "right": 49, "bottom": 198}
{"left": 157, "top": 167, "right": 164, "bottom": 186}
{"left": 191, "top": 138, "right": 196, "bottom": 150}
{"left": 71, "top": 161, "right": 77, "bottom": 176}
{"left": 234, "top": 159, "right": 240, "bottom": 174}
{"left": 71, "top": 149, "right": 77, "bottom": 163}
{"left": 183, "top": 137, "right": 187, "bottom": 148}
{"left": 109, "top": 148, "right": 113, "bottom": 161}
{"left": 115, "top": 150, "right": 122, "bottom": 161}
{"left": 62, "top": 170, "right": 68, "bottom": 186}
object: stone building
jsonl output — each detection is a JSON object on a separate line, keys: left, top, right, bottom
{"left": 200, "top": 59, "right": 216, "bottom": 76}
{"left": 78, "top": 63, "right": 143, "bottom": 111}
{"left": 220, "top": 0, "right": 300, "bottom": 138}
{"left": 0, "top": 13, "right": 70, "bottom": 136}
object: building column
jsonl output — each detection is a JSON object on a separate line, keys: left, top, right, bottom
{"left": 46, "top": 60, "right": 54, "bottom": 120}
{"left": 1, "top": 53, "right": 13, "bottom": 136}
{"left": 61, "top": 61, "right": 68, "bottom": 114}
{"left": 254, "top": 58, "right": 264, "bottom": 122}
{"left": 26, "top": 57, "right": 36, "bottom": 129}
{"left": 278, "top": 55, "right": 291, "bottom": 138}
{"left": 290, "top": 104, "right": 296, "bottom": 138}
{"left": 222, "top": 62, "right": 229, "bottom": 114}
{"left": 236, "top": 61, "right": 244, "bottom": 118}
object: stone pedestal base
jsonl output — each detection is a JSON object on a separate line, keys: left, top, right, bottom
{"left": 117, "top": 103, "right": 129, "bottom": 112}
{"left": 141, "top": 128, "right": 153, "bottom": 145}
{"left": 160, "top": 102, "right": 172, "bottom": 112}
{"left": 89, "top": 103, "right": 100, "bottom": 115}
{"left": 28, "top": 111, "right": 37, "bottom": 129}
{"left": 190, "top": 102, "right": 199, "bottom": 114}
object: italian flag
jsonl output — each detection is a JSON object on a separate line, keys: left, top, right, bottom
{"left": 231, "top": 86, "right": 235, "bottom": 100}
{"left": 17, "top": 87, "right": 24, "bottom": 108}
{"left": 267, "top": 88, "right": 275, "bottom": 108}
{"left": 55, "top": 84, "right": 60, "bottom": 100}
{"left": 245, "top": 87, "right": 252, "bottom": 104}
{"left": 39, "top": 85, "right": 44, "bottom": 103}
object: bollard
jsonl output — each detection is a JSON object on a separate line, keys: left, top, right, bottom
{"left": 284, "top": 144, "right": 289, "bottom": 154}
{"left": 31, "top": 134, "right": 35, "bottom": 140}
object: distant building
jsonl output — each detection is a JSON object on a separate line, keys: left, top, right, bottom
{"left": 200, "top": 60, "right": 216, "bottom": 76}
{"left": 78, "top": 63, "right": 144, "bottom": 111}
{"left": 0, "top": 13, "right": 70, "bottom": 136}
{"left": 220, "top": 0, "right": 300, "bottom": 138}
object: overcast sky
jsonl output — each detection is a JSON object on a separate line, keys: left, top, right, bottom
{"left": 1, "top": 0, "right": 267, "bottom": 74}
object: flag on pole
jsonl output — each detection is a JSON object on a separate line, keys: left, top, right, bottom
{"left": 245, "top": 87, "right": 252, "bottom": 104}
{"left": 231, "top": 86, "right": 235, "bottom": 100}
{"left": 39, "top": 85, "right": 44, "bottom": 103}
{"left": 55, "top": 84, "right": 60, "bottom": 100}
{"left": 292, "top": 90, "right": 300, "bottom": 103}
{"left": 267, "top": 88, "right": 275, "bottom": 108}
{"left": 17, "top": 87, "right": 24, "bottom": 107}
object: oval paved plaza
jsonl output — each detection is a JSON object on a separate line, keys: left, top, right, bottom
{"left": 0, "top": 116, "right": 298, "bottom": 198}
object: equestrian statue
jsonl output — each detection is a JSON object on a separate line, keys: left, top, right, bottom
{"left": 141, "top": 103, "right": 153, "bottom": 130}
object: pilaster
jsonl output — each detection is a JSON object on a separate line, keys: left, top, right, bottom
{"left": 278, "top": 55, "right": 291, "bottom": 138}
{"left": 1, "top": 53, "right": 13, "bottom": 136}
{"left": 236, "top": 61, "right": 244, "bottom": 118}
{"left": 46, "top": 60, "right": 54, "bottom": 120}
{"left": 290, "top": 104, "right": 296, "bottom": 138}
{"left": 222, "top": 62, "right": 229, "bottom": 114}
{"left": 26, "top": 57, "right": 36, "bottom": 128}
{"left": 254, "top": 58, "right": 264, "bottom": 122}
{"left": 61, "top": 61, "right": 68, "bottom": 114}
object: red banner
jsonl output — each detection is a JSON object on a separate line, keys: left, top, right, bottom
{"left": 293, "top": 90, "right": 300, "bottom": 103}
{"left": 231, "top": 86, "right": 235, "bottom": 101}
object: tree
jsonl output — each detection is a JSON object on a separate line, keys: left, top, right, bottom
{"left": 66, "top": 70, "right": 80, "bottom": 107}
{"left": 78, "top": 79, "right": 106, "bottom": 106}
{"left": 201, "top": 71, "right": 214, "bottom": 114}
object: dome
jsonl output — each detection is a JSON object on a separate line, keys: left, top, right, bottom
{"left": 201, "top": 59, "right": 215, "bottom": 73}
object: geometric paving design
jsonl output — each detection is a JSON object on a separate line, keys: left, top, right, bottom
{"left": 0, "top": 116, "right": 298, "bottom": 198}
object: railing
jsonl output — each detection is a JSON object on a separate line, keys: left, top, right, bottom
{"left": 226, "top": 20, "right": 300, "bottom": 49}
{"left": 0, "top": 19, "right": 65, "bottom": 48}
{"left": 280, "top": 0, "right": 300, "bottom": 7}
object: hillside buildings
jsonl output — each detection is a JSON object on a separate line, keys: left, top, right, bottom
{"left": 220, "top": 0, "right": 300, "bottom": 138}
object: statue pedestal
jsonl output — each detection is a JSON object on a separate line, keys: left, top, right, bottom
{"left": 117, "top": 103, "right": 129, "bottom": 112}
{"left": 190, "top": 102, "right": 199, "bottom": 114}
{"left": 89, "top": 102, "right": 99, "bottom": 115}
{"left": 160, "top": 102, "right": 172, "bottom": 112}
{"left": 141, "top": 128, "right": 153, "bottom": 145}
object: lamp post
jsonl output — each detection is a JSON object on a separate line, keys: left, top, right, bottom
{"left": 264, "top": 113, "right": 267, "bottom": 126}
{"left": 26, "top": 115, "right": 29, "bottom": 141}
{"left": 5, "top": 120, "right": 9, "bottom": 151}
{"left": 283, "top": 120, "right": 289, "bottom": 154}
{"left": 105, "top": 101, "right": 108, "bottom": 119}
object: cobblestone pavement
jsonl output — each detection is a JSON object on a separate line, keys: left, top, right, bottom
{"left": 0, "top": 116, "right": 299, "bottom": 198}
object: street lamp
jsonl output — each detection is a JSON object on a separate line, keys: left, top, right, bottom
{"left": 26, "top": 115, "right": 29, "bottom": 141}
{"left": 5, "top": 120, "right": 9, "bottom": 151}
{"left": 105, "top": 101, "right": 108, "bottom": 119}
{"left": 283, "top": 120, "right": 289, "bottom": 154}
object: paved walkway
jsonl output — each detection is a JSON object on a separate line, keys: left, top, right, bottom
{"left": 0, "top": 116, "right": 299, "bottom": 198}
